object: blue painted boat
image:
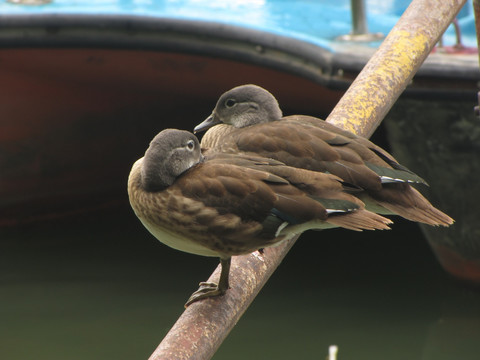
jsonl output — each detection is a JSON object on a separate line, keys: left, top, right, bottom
{"left": 0, "top": 0, "right": 477, "bottom": 93}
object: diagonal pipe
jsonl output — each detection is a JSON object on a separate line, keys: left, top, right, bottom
{"left": 149, "top": 0, "right": 467, "bottom": 359}
{"left": 327, "top": 0, "right": 466, "bottom": 137}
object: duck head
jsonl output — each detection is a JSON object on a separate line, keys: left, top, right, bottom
{"left": 141, "top": 129, "right": 203, "bottom": 192}
{"left": 194, "top": 84, "right": 283, "bottom": 133}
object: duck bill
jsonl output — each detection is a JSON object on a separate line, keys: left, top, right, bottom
{"left": 194, "top": 113, "right": 221, "bottom": 133}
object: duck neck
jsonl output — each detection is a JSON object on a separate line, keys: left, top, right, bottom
{"left": 201, "top": 124, "right": 239, "bottom": 150}
{"left": 140, "top": 151, "right": 173, "bottom": 192}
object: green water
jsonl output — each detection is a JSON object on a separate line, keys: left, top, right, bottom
{"left": 1, "top": 204, "right": 479, "bottom": 360}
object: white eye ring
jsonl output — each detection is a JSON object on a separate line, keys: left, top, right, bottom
{"left": 225, "top": 98, "right": 236, "bottom": 108}
{"left": 186, "top": 140, "right": 195, "bottom": 151}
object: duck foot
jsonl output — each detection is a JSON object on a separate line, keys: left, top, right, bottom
{"left": 185, "top": 282, "right": 226, "bottom": 307}
{"left": 184, "top": 257, "right": 231, "bottom": 307}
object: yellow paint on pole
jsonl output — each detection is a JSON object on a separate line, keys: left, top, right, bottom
{"left": 327, "top": 1, "right": 466, "bottom": 138}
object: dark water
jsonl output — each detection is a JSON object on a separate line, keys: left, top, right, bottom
{"left": 1, "top": 204, "right": 479, "bottom": 360}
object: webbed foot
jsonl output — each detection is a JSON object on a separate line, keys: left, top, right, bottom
{"left": 184, "top": 257, "right": 231, "bottom": 307}
{"left": 185, "top": 281, "right": 227, "bottom": 307}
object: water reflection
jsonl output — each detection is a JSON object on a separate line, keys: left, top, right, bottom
{"left": 1, "top": 205, "right": 479, "bottom": 359}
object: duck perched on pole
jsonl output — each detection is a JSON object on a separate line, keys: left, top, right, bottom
{"left": 195, "top": 84, "right": 454, "bottom": 227}
{"left": 128, "top": 129, "right": 392, "bottom": 306}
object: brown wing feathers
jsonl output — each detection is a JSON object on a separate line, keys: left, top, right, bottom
{"left": 176, "top": 160, "right": 391, "bottom": 234}
{"left": 201, "top": 118, "right": 453, "bottom": 226}
{"left": 364, "top": 184, "right": 453, "bottom": 226}
{"left": 222, "top": 121, "right": 385, "bottom": 191}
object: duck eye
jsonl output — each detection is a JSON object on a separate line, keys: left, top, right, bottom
{"left": 225, "top": 99, "right": 236, "bottom": 108}
{"left": 186, "top": 140, "right": 195, "bottom": 151}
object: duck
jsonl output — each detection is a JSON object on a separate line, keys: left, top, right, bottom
{"left": 194, "top": 84, "right": 454, "bottom": 227}
{"left": 128, "top": 129, "right": 392, "bottom": 306}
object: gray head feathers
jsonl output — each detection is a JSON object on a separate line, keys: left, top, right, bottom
{"left": 141, "top": 129, "right": 203, "bottom": 191}
{"left": 213, "top": 84, "right": 283, "bottom": 128}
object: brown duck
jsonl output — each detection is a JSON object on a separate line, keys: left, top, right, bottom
{"left": 128, "top": 129, "right": 392, "bottom": 306}
{"left": 194, "top": 84, "right": 453, "bottom": 227}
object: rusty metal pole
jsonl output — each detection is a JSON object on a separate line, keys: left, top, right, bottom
{"left": 149, "top": 240, "right": 296, "bottom": 360}
{"left": 150, "top": 0, "right": 466, "bottom": 359}
{"left": 327, "top": 0, "right": 467, "bottom": 137}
